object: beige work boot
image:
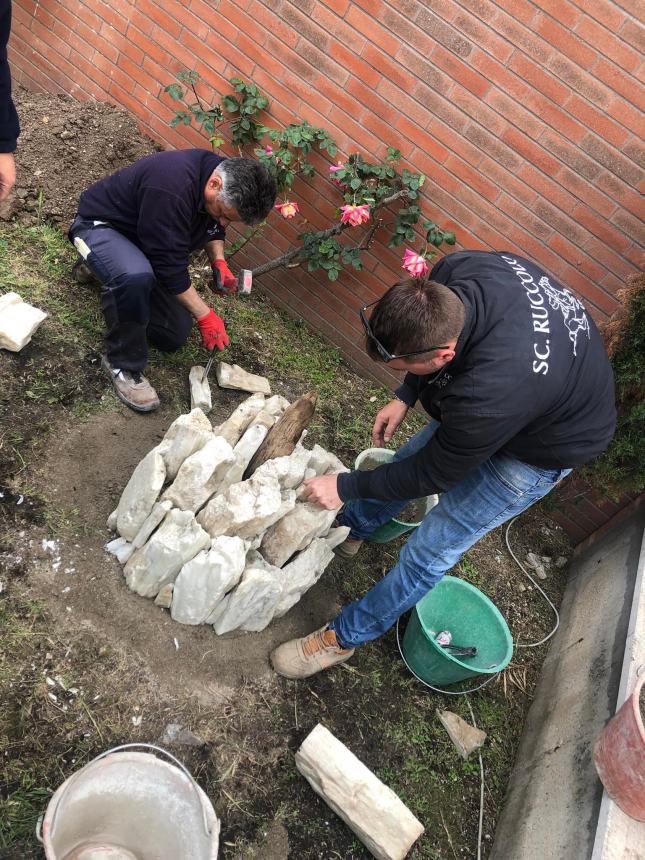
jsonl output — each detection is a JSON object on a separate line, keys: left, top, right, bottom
{"left": 101, "top": 355, "right": 160, "bottom": 413}
{"left": 334, "top": 537, "right": 364, "bottom": 559}
{"left": 270, "top": 625, "right": 355, "bottom": 679}
{"left": 72, "top": 259, "right": 101, "bottom": 287}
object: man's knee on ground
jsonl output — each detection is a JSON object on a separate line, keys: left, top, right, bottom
{"left": 148, "top": 309, "right": 192, "bottom": 353}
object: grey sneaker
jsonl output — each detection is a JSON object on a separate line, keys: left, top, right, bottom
{"left": 72, "top": 259, "right": 100, "bottom": 287}
{"left": 101, "top": 355, "right": 160, "bottom": 413}
{"left": 334, "top": 537, "right": 364, "bottom": 559}
{"left": 270, "top": 625, "right": 355, "bottom": 679}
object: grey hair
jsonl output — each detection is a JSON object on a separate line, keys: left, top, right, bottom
{"left": 214, "top": 158, "right": 277, "bottom": 225}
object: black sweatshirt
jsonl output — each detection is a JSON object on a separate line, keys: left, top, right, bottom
{"left": 76, "top": 149, "right": 226, "bottom": 293}
{"left": 0, "top": 0, "right": 19, "bottom": 153}
{"left": 338, "top": 251, "right": 616, "bottom": 502}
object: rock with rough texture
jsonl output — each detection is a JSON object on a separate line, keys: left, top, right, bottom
{"left": 197, "top": 472, "right": 296, "bottom": 539}
{"left": 215, "top": 393, "right": 265, "bottom": 446}
{"left": 246, "top": 409, "right": 276, "bottom": 432}
{"left": 526, "top": 552, "right": 548, "bottom": 580}
{"left": 261, "top": 503, "right": 336, "bottom": 568}
{"left": 323, "top": 526, "right": 351, "bottom": 549}
{"left": 155, "top": 409, "right": 213, "bottom": 480}
{"left": 171, "top": 536, "right": 246, "bottom": 625}
{"left": 263, "top": 394, "right": 290, "bottom": 416}
{"left": 189, "top": 365, "right": 212, "bottom": 413}
{"left": 215, "top": 361, "right": 271, "bottom": 395}
{"left": 124, "top": 509, "right": 211, "bottom": 598}
{"left": 162, "top": 436, "right": 234, "bottom": 512}
{"left": 273, "top": 538, "right": 335, "bottom": 618}
{"left": 116, "top": 449, "right": 166, "bottom": 541}
{"left": 0, "top": 291, "right": 48, "bottom": 351}
{"left": 307, "top": 444, "right": 348, "bottom": 476}
{"left": 218, "top": 424, "right": 269, "bottom": 489}
{"left": 253, "top": 443, "right": 312, "bottom": 490}
{"left": 154, "top": 583, "right": 174, "bottom": 608}
{"left": 107, "top": 508, "right": 118, "bottom": 531}
{"left": 160, "top": 723, "right": 205, "bottom": 747}
{"left": 212, "top": 564, "right": 282, "bottom": 634}
{"left": 437, "top": 710, "right": 487, "bottom": 759}
{"left": 295, "top": 724, "right": 424, "bottom": 860}
{"left": 132, "top": 499, "right": 173, "bottom": 549}
{"left": 105, "top": 536, "right": 135, "bottom": 565}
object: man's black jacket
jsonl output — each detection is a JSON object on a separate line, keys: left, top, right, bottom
{"left": 338, "top": 251, "right": 616, "bottom": 502}
{"left": 0, "top": 0, "right": 19, "bottom": 153}
{"left": 76, "top": 149, "right": 227, "bottom": 293}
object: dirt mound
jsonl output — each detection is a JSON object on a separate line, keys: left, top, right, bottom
{"left": 1, "top": 86, "right": 161, "bottom": 227}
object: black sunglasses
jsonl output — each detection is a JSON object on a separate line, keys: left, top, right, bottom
{"left": 359, "top": 300, "right": 448, "bottom": 363}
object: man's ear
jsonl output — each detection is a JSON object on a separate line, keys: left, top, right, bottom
{"left": 438, "top": 347, "right": 456, "bottom": 365}
{"left": 208, "top": 172, "right": 223, "bottom": 193}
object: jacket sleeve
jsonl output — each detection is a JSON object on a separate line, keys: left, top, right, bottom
{"left": 136, "top": 187, "right": 194, "bottom": 293}
{"left": 0, "top": 0, "right": 19, "bottom": 153}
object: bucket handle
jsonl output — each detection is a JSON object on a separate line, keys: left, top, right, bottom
{"left": 48, "top": 743, "right": 213, "bottom": 840}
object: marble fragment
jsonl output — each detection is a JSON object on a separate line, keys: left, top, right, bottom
{"left": 154, "top": 583, "right": 174, "bottom": 609}
{"left": 437, "top": 710, "right": 487, "bottom": 759}
{"left": 155, "top": 409, "right": 213, "bottom": 480}
{"left": 324, "top": 526, "right": 351, "bottom": 549}
{"left": 124, "top": 509, "right": 211, "bottom": 598}
{"left": 0, "top": 291, "right": 48, "bottom": 352}
{"left": 246, "top": 409, "right": 276, "bottom": 432}
{"left": 132, "top": 500, "right": 173, "bottom": 549}
{"left": 273, "top": 538, "right": 335, "bottom": 618}
{"left": 189, "top": 365, "right": 212, "bottom": 413}
{"left": 263, "top": 394, "right": 290, "bottom": 416}
{"left": 307, "top": 444, "right": 349, "bottom": 476}
{"left": 115, "top": 449, "right": 166, "bottom": 541}
{"left": 214, "top": 393, "right": 265, "bottom": 446}
{"left": 253, "top": 442, "right": 311, "bottom": 490}
{"left": 106, "top": 508, "right": 118, "bottom": 531}
{"left": 213, "top": 565, "right": 282, "bottom": 634}
{"left": 162, "top": 436, "right": 234, "bottom": 512}
{"left": 171, "top": 536, "right": 246, "bottom": 625}
{"left": 197, "top": 472, "right": 296, "bottom": 539}
{"left": 261, "top": 502, "right": 336, "bottom": 568}
{"left": 215, "top": 361, "right": 271, "bottom": 395}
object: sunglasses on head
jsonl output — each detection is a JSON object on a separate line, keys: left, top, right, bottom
{"left": 359, "top": 299, "right": 448, "bottom": 363}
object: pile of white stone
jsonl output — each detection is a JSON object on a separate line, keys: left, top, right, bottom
{"left": 105, "top": 394, "right": 350, "bottom": 634}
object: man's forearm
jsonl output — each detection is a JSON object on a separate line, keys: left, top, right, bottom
{"left": 204, "top": 239, "right": 226, "bottom": 262}
{"left": 175, "top": 285, "right": 210, "bottom": 319}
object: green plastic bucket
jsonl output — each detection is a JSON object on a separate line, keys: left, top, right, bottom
{"left": 354, "top": 448, "right": 439, "bottom": 544}
{"left": 402, "top": 576, "right": 513, "bottom": 686}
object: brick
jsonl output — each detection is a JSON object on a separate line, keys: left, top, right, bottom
{"left": 396, "top": 45, "right": 448, "bottom": 91}
{"left": 29, "top": 18, "right": 72, "bottom": 60}
{"left": 488, "top": 0, "right": 537, "bottom": 26}
{"left": 127, "top": 23, "right": 174, "bottom": 69}
{"left": 548, "top": 232, "right": 610, "bottom": 284}
{"left": 429, "top": 118, "right": 484, "bottom": 168}
{"left": 575, "top": 17, "right": 641, "bottom": 74}
{"left": 296, "top": 41, "right": 348, "bottom": 86}
{"left": 623, "top": 139, "right": 645, "bottom": 171}
{"left": 547, "top": 55, "right": 608, "bottom": 106}
{"left": 412, "top": 80, "right": 468, "bottom": 133}
{"left": 579, "top": 134, "right": 643, "bottom": 186}
{"left": 450, "top": 11, "right": 514, "bottom": 63}
{"left": 484, "top": 90, "right": 543, "bottom": 138}
{"left": 559, "top": 264, "right": 617, "bottom": 317}
{"left": 611, "top": 210, "right": 645, "bottom": 248}
{"left": 464, "top": 123, "right": 521, "bottom": 171}
{"left": 490, "top": 15, "right": 552, "bottom": 64}
{"left": 345, "top": 6, "right": 397, "bottom": 54}
{"left": 563, "top": 95, "right": 630, "bottom": 150}
{"left": 508, "top": 53, "right": 571, "bottom": 104}
{"left": 568, "top": 0, "right": 625, "bottom": 32}
{"left": 91, "top": 51, "right": 134, "bottom": 94}
{"left": 311, "top": 4, "right": 365, "bottom": 51}
{"left": 619, "top": 19, "right": 645, "bottom": 53}
{"left": 414, "top": 8, "right": 472, "bottom": 57}
{"left": 594, "top": 172, "right": 642, "bottom": 219}
{"left": 430, "top": 44, "right": 491, "bottom": 98}
{"left": 535, "top": 16, "right": 596, "bottom": 69}
{"left": 532, "top": 0, "right": 580, "bottom": 27}
{"left": 540, "top": 130, "right": 601, "bottom": 181}
{"left": 502, "top": 127, "right": 561, "bottom": 175}
{"left": 328, "top": 41, "right": 380, "bottom": 88}
{"left": 82, "top": 0, "right": 128, "bottom": 36}
{"left": 516, "top": 164, "right": 576, "bottom": 212}
{"left": 361, "top": 44, "right": 416, "bottom": 92}
{"left": 584, "top": 241, "right": 637, "bottom": 284}
{"left": 396, "top": 116, "right": 449, "bottom": 163}
{"left": 445, "top": 155, "right": 501, "bottom": 202}
{"left": 278, "top": 1, "right": 330, "bottom": 51}
{"left": 592, "top": 59, "right": 645, "bottom": 113}
{"left": 483, "top": 159, "right": 538, "bottom": 207}
{"left": 451, "top": 88, "right": 507, "bottom": 135}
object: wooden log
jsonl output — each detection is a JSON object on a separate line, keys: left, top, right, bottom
{"left": 295, "top": 724, "right": 424, "bottom": 860}
{"left": 244, "top": 391, "right": 317, "bottom": 478}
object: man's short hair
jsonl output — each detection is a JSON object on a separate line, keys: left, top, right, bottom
{"left": 367, "top": 278, "right": 465, "bottom": 362}
{"left": 215, "top": 158, "right": 277, "bottom": 225}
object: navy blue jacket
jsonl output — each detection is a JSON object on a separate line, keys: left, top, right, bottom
{"left": 338, "top": 251, "right": 616, "bottom": 502}
{"left": 0, "top": 0, "right": 19, "bottom": 153}
{"left": 76, "top": 149, "right": 227, "bottom": 293}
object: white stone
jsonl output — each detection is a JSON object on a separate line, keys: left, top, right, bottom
{"left": 253, "top": 443, "right": 311, "bottom": 490}
{"left": 189, "top": 365, "right": 212, "bottom": 413}
{"left": 197, "top": 472, "right": 296, "bottom": 539}
{"left": 215, "top": 361, "right": 271, "bottom": 395}
{"left": 307, "top": 444, "right": 349, "bottom": 476}
{"left": 162, "top": 436, "right": 234, "bottom": 512}
{"left": 154, "top": 583, "right": 174, "bottom": 609}
{"left": 437, "top": 709, "right": 487, "bottom": 759}
{"left": 324, "top": 526, "right": 351, "bottom": 549}
{"left": 214, "top": 393, "right": 265, "bottom": 446}
{"left": 105, "top": 536, "right": 135, "bottom": 564}
{"left": 105, "top": 536, "right": 127, "bottom": 556}
{"left": 107, "top": 508, "right": 118, "bottom": 531}
{"left": 171, "top": 536, "right": 247, "bottom": 625}
{"left": 155, "top": 409, "right": 213, "bottom": 480}
{"left": 124, "top": 509, "right": 211, "bottom": 598}
{"left": 263, "top": 394, "right": 290, "bottom": 416}
{"left": 115, "top": 449, "right": 166, "bottom": 541}
{"left": 132, "top": 500, "right": 173, "bottom": 549}
{"left": 526, "top": 552, "right": 548, "bottom": 580}
{"left": 261, "top": 503, "right": 337, "bottom": 568}
{"left": 295, "top": 724, "right": 424, "bottom": 860}
{"left": 273, "top": 538, "right": 335, "bottom": 618}
{"left": 246, "top": 409, "right": 276, "bottom": 432}
{"left": 0, "top": 291, "right": 48, "bottom": 352}
{"left": 217, "top": 423, "right": 269, "bottom": 489}
{"left": 213, "top": 565, "right": 282, "bottom": 634}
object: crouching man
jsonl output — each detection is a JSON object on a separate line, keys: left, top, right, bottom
{"left": 69, "top": 149, "right": 276, "bottom": 412}
{"left": 271, "top": 250, "right": 616, "bottom": 678}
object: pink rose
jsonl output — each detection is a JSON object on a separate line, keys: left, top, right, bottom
{"left": 264, "top": 145, "right": 274, "bottom": 155}
{"left": 340, "top": 204, "right": 370, "bottom": 227}
{"left": 275, "top": 201, "right": 299, "bottom": 219}
{"left": 402, "top": 248, "right": 429, "bottom": 277}
{"left": 329, "top": 161, "right": 345, "bottom": 174}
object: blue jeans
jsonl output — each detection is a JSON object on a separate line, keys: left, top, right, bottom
{"left": 330, "top": 421, "right": 571, "bottom": 648}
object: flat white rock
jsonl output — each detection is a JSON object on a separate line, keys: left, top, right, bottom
{"left": 213, "top": 565, "right": 282, "bottom": 634}
{"left": 215, "top": 362, "right": 271, "bottom": 395}
{"left": 307, "top": 444, "right": 348, "bottom": 476}
{"left": 246, "top": 409, "right": 276, "bottom": 432}
{"left": 324, "top": 526, "right": 351, "bottom": 549}
{"left": 263, "top": 394, "right": 290, "bottom": 416}
{"left": 197, "top": 472, "right": 296, "bottom": 539}
{"left": 124, "top": 508, "right": 211, "bottom": 598}
{"left": 132, "top": 499, "right": 173, "bottom": 549}
{"left": 261, "top": 502, "right": 336, "bottom": 568}
{"left": 171, "top": 536, "right": 246, "bottom": 625}
{"left": 273, "top": 538, "right": 335, "bottom": 618}
{"left": 253, "top": 442, "right": 311, "bottom": 490}
{"left": 155, "top": 409, "right": 213, "bottom": 480}
{"left": 0, "top": 292, "right": 48, "bottom": 351}
{"left": 189, "top": 365, "right": 212, "bottom": 413}
{"left": 217, "top": 423, "right": 268, "bottom": 489}
{"left": 214, "top": 393, "right": 265, "bottom": 446}
{"left": 116, "top": 449, "right": 166, "bottom": 541}
{"left": 162, "top": 436, "right": 234, "bottom": 512}
{"left": 105, "top": 536, "right": 134, "bottom": 565}
{"left": 106, "top": 508, "right": 118, "bottom": 531}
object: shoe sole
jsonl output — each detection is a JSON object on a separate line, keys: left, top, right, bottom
{"left": 101, "top": 358, "right": 160, "bottom": 413}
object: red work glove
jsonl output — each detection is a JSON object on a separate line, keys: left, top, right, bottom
{"left": 197, "top": 310, "right": 229, "bottom": 352}
{"left": 211, "top": 259, "right": 237, "bottom": 295}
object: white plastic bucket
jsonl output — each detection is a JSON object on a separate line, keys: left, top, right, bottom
{"left": 38, "top": 744, "right": 219, "bottom": 860}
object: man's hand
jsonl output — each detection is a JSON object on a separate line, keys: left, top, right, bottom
{"left": 301, "top": 475, "right": 342, "bottom": 510}
{"left": 373, "top": 399, "right": 409, "bottom": 447}
{"left": 0, "top": 153, "right": 16, "bottom": 203}
{"left": 197, "top": 309, "right": 229, "bottom": 351}
{"left": 211, "top": 259, "right": 237, "bottom": 295}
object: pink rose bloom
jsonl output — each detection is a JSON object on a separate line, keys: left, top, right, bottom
{"left": 329, "top": 161, "right": 345, "bottom": 173}
{"left": 264, "top": 145, "right": 274, "bottom": 155}
{"left": 275, "top": 201, "right": 299, "bottom": 219}
{"left": 340, "top": 204, "right": 370, "bottom": 227}
{"left": 402, "top": 248, "right": 429, "bottom": 277}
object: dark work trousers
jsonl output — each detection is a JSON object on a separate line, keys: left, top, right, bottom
{"left": 69, "top": 216, "right": 193, "bottom": 372}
